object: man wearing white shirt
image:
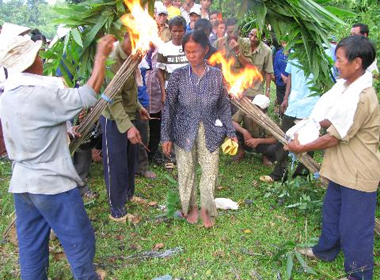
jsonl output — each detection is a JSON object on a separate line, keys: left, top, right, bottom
{"left": 0, "top": 34, "right": 115, "bottom": 280}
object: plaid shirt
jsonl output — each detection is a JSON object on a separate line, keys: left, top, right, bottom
{"left": 161, "top": 64, "right": 236, "bottom": 152}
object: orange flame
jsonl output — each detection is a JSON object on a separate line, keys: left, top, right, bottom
{"left": 209, "top": 52, "right": 263, "bottom": 98}
{"left": 121, "top": 0, "right": 164, "bottom": 53}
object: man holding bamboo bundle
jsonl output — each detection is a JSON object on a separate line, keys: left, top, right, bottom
{"left": 0, "top": 34, "right": 115, "bottom": 280}
{"left": 286, "top": 35, "right": 379, "bottom": 280}
{"left": 101, "top": 32, "right": 150, "bottom": 222}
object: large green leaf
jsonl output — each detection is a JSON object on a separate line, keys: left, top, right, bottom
{"left": 82, "top": 15, "right": 108, "bottom": 49}
{"left": 324, "top": 5, "right": 357, "bottom": 17}
{"left": 71, "top": 28, "right": 83, "bottom": 48}
{"left": 286, "top": 253, "right": 294, "bottom": 280}
{"left": 294, "top": 251, "right": 318, "bottom": 275}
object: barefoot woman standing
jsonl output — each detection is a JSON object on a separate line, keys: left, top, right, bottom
{"left": 161, "top": 30, "right": 236, "bottom": 228}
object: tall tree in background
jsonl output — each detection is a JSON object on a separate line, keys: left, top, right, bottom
{"left": 27, "top": 0, "right": 47, "bottom": 26}
{"left": 0, "top": 0, "right": 59, "bottom": 38}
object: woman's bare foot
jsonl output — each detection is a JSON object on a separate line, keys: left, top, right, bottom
{"left": 200, "top": 208, "right": 215, "bottom": 228}
{"left": 187, "top": 206, "right": 198, "bottom": 224}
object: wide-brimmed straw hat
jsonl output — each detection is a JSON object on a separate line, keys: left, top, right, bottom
{"left": 0, "top": 35, "right": 42, "bottom": 73}
{"left": 0, "top": 22, "right": 31, "bottom": 38}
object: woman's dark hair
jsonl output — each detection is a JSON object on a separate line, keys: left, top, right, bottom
{"left": 182, "top": 30, "right": 209, "bottom": 50}
{"left": 336, "top": 35, "right": 376, "bottom": 70}
{"left": 169, "top": 16, "right": 187, "bottom": 31}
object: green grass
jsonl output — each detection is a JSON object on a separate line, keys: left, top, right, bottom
{"left": 1, "top": 152, "right": 379, "bottom": 280}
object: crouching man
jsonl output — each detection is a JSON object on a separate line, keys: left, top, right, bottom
{"left": 232, "top": 94, "right": 276, "bottom": 165}
{"left": 0, "top": 34, "right": 115, "bottom": 280}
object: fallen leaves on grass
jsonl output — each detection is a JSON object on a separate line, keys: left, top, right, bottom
{"left": 148, "top": 201, "right": 158, "bottom": 207}
{"left": 252, "top": 180, "right": 259, "bottom": 187}
{"left": 125, "top": 214, "right": 142, "bottom": 225}
{"left": 153, "top": 243, "right": 165, "bottom": 250}
{"left": 53, "top": 252, "right": 66, "bottom": 261}
{"left": 129, "top": 243, "right": 142, "bottom": 251}
{"left": 9, "top": 226, "right": 18, "bottom": 246}
{"left": 212, "top": 250, "right": 226, "bottom": 258}
{"left": 130, "top": 196, "right": 148, "bottom": 205}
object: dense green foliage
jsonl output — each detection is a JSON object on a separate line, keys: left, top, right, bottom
{"left": 0, "top": 0, "right": 61, "bottom": 39}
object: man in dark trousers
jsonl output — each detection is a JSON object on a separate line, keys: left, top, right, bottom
{"left": 101, "top": 32, "right": 150, "bottom": 222}
{"left": 0, "top": 34, "right": 115, "bottom": 280}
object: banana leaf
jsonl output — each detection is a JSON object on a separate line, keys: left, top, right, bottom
{"left": 240, "top": 0, "right": 351, "bottom": 93}
{"left": 45, "top": 0, "right": 352, "bottom": 93}
{"left": 42, "top": 0, "right": 154, "bottom": 86}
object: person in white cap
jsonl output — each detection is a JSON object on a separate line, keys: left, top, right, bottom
{"left": 180, "top": 0, "right": 201, "bottom": 25}
{"left": 186, "top": 5, "right": 201, "bottom": 32}
{"left": 155, "top": 4, "right": 171, "bottom": 42}
{"left": 0, "top": 34, "right": 115, "bottom": 280}
{"left": 232, "top": 94, "right": 276, "bottom": 165}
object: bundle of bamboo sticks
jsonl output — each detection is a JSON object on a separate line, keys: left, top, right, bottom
{"left": 230, "top": 95, "right": 380, "bottom": 235}
{"left": 69, "top": 50, "right": 143, "bottom": 154}
{"left": 230, "top": 96, "right": 328, "bottom": 185}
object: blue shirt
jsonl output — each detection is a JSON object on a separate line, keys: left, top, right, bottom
{"left": 138, "top": 68, "right": 149, "bottom": 108}
{"left": 273, "top": 48, "right": 288, "bottom": 87}
{"left": 186, "top": 24, "right": 193, "bottom": 34}
{"left": 284, "top": 59, "right": 320, "bottom": 119}
{"left": 161, "top": 64, "right": 236, "bottom": 152}
{"left": 325, "top": 44, "right": 338, "bottom": 81}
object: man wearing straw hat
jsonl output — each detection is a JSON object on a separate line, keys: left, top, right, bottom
{"left": 0, "top": 34, "right": 115, "bottom": 280}
{"left": 0, "top": 22, "right": 31, "bottom": 160}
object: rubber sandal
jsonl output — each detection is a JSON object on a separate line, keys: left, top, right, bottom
{"left": 165, "top": 162, "right": 175, "bottom": 169}
{"left": 109, "top": 214, "right": 127, "bottom": 223}
{"left": 259, "top": 175, "right": 275, "bottom": 183}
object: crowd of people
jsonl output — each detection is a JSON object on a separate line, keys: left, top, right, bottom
{"left": 0, "top": 1, "right": 379, "bottom": 279}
